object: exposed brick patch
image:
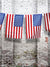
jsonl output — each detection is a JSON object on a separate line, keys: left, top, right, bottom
{"left": 45, "top": 37, "right": 48, "bottom": 43}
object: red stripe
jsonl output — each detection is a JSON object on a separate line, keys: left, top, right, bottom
{"left": 46, "top": 13, "right": 49, "bottom": 31}
{"left": 8, "top": 14, "right": 11, "bottom": 38}
{"left": 19, "top": 27, "right": 20, "bottom": 39}
{"left": 49, "top": 13, "right": 50, "bottom": 18}
{"left": 5, "top": 14, "right": 8, "bottom": 38}
{"left": 28, "top": 15, "right": 30, "bottom": 38}
{"left": 18, "top": 27, "right": 20, "bottom": 39}
{"left": 44, "top": 14, "right": 47, "bottom": 31}
{"left": 49, "top": 13, "right": 50, "bottom": 32}
{"left": 30, "top": 15, "right": 32, "bottom": 39}
{"left": 11, "top": 14, "right": 14, "bottom": 38}
{"left": 0, "top": 25, "right": 2, "bottom": 30}
{"left": 17, "top": 27, "right": 18, "bottom": 39}
{"left": 25, "top": 15, "right": 28, "bottom": 39}
{"left": 33, "top": 27, "right": 35, "bottom": 39}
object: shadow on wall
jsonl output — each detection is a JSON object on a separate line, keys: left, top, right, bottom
{"left": 42, "top": 16, "right": 48, "bottom": 35}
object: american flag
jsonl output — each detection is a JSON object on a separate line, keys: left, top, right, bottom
{"left": 44, "top": 13, "right": 50, "bottom": 32}
{"left": 25, "top": 14, "right": 42, "bottom": 39}
{"left": 0, "top": 13, "right": 5, "bottom": 30}
{"left": 5, "top": 14, "right": 24, "bottom": 39}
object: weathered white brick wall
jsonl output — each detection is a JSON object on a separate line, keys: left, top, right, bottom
{"left": 37, "top": 0, "right": 48, "bottom": 15}
{"left": 13, "top": 0, "right": 37, "bottom": 65}
{"left": 48, "top": 0, "right": 50, "bottom": 66}
{"left": 0, "top": 0, "right": 48, "bottom": 67}
{"left": 1, "top": 0, "right": 13, "bottom": 66}
{"left": 0, "top": 0, "right": 2, "bottom": 66}
{"left": 1, "top": 0, "right": 37, "bottom": 66}
{"left": 2, "top": 0, "right": 13, "bottom": 53}
{"left": 37, "top": 0, "right": 48, "bottom": 67}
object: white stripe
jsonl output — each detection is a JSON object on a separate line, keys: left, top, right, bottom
{"left": 38, "top": 26, "right": 39, "bottom": 38}
{"left": 45, "top": 14, "right": 48, "bottom": 30}
{"left": 38, "top": 26, "right": 40, "bottom": 38}
{"left": 12, "top": 26, "right": 13, "bottom": 38}
{"left": 48, "top": 14, "right": 50, "bottom": 30}
{"left": 20, "top": 27, "right": 21, "bottom": 39}
{"left": 48, "top": 13, "right": 49, "bottom": 30}
{"left": 15, "top": 27, "right": 16, "bottom": 39}
{"left": 17, "top": 27, "right": 19, "bottom": 39}
{"left": 35, "top": 27, "right": 36, "bottom": 39}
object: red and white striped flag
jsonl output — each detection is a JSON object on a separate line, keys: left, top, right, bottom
{"left": 44, "top": 13, "right": 50, "bottom": 32}
{"left": 5, "top": 14, "right": 24, "bottom": 39}
{"left": 25, "top": 14, "right": 42, "bottom": 39}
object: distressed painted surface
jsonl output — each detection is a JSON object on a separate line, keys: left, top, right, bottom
{"left": 37, "top": 0, "right": 48, "bottom": 15}
{"left": 0, "top": 0, "right": 48, "bottom": 67}
{"left": 48, "top": 0, "right": 50, "bottom": 66}
{"left": 1, "top": 0, "right": 37, "bottom": 67}
{"left": 12, "top": 0, "right": 37, "bottom": 66}
{"left": 37, "top": 0, "right": 48, "bottom": 67}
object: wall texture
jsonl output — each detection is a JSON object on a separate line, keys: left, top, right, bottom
{"left": 0, "top": 0, "right": 48, "bottom": 67}
{"left": 37, "top": 0, "right": 48, "bottom": 67}
{"left": 48, "top": 0, "right": 50, "bottom": 66}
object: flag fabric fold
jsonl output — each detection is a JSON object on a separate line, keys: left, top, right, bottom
{"left": 0, "top": 13, "right": 5, "bottom": 30}
{"left": 25, "top": 14, "right": 42, "bottom": 39}
{"left": 5, "top": 14, "right": 24, "bottom": 39}
{"left": 44, "top": 13, "right": 50, "bottom": 32}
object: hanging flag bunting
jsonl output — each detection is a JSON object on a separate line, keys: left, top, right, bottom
{"left": 0, "top": 13, "right": 5, "bottom": 30}
{"left": 5, "top": 14, "right": 24, "bottom": 39}
{"left": 44, "top": 13, "right": 50, "bottom": 32}
{"left": 25, "top": 14, "right": 42, "bottom": 39}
